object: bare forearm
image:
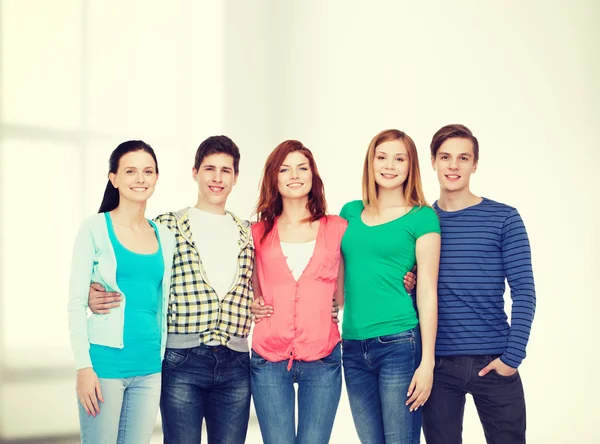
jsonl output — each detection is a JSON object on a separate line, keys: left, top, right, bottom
{"left": 417, "top": 290, "right": 437, "bottom": 368}
{"left": 251, "top": 267, "right": 263, "bottom": 300}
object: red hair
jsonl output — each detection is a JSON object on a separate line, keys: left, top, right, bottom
{"left": 254, "top": 140, "right": 327, "bottom": 243}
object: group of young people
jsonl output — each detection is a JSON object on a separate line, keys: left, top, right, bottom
{"left": 68, "top": 124, "right": 536, "bottom": 444}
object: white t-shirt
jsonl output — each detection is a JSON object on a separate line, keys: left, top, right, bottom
{"left": 188, "top": 207, "right": 240, "bottom": 301}
{"left": 280, "top": 240, "right": 316, "bottom": 281}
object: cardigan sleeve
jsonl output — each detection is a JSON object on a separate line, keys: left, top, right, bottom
{"left": 67, "top": 219, "right": 96, "bottom": 370}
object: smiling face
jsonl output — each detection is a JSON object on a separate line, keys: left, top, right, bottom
{"left": 372, "top": 139, "right": 410, "bottom": 192}
{"left": 432, "top": 137, "right": 478, "bottom": 193}
{"left": 109, "top": 150, "right": 158, "bottom": 205}
{"left": 193, "top": 153, "right": 238, "bottom": 212}
{"left": 277, "top": 151, "right": 313, "bottom": 200}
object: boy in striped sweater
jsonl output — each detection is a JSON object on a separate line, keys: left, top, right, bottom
{"left": 422, "top": 124, "right": 536, "bottom": 444}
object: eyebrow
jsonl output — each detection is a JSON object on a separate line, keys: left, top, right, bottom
{"left": 280, "top": 163, "right": 308, "bottom": 167}
{"left": 203, "top": 164, "right": 233, "bottom": 170}
{"left": 123, "top": 165, "right": 156, "bottom": 169}
{"left": 375, "top": 151, "right": 407, "bottom": 156}
{"left": 438, "top": 151, "right": 472, "bottom": 157}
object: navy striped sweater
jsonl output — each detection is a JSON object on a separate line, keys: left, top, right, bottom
{"left": 433, "top": 198, "right": 536, "bottom": 368}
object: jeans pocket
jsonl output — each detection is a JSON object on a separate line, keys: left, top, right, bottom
{"left": 235, "top": 351, "right": 251, "bottom": 370}
{"left": 162, "top": 348, "right": 189, "bottom": 371}
{"left": 377, "top": 330, "right": 414, "bottom": 344}
{"left": 492, "top": 369, "right": 519, "bottom": 381}
{"left": 319, "top": 343, "right": 342, "bottom": 365}
{"left": 250, "top": 350, "right": 271, "bottom": 368}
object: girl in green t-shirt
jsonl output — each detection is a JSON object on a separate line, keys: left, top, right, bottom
{"left": 340, "top": 129, "right": 441, "bottom": 444}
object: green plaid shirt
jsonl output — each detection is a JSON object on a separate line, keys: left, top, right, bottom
{"left": 154, "top": 208, "right": 254, "bottom": 346}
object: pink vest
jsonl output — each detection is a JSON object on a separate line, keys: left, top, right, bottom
{"left": 251, "top": 215, "right": 347, "bottom": 368}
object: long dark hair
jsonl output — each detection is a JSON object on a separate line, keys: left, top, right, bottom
{"left": 98, "top": 140, "right": 158, "bottom": 213}
{"left": 254, "top": 140, "right": 327, "bottom": 243}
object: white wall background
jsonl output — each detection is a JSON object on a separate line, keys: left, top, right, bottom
{"left": 0, "top": 0, "right": 598, "bottom": 442}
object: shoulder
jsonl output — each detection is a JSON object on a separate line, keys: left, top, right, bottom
{"left": 251, "top": 218, "right": 265, "bottom": 231}
{"left": 482, "top": 198, "right": 516, "bottom": 213}
{"left": 153, "top": 210, "right": 180, "bottom": 225}
{"left": 340, "top": 200, "right": 363, "bottom": 219}
{"left": 250, "top": 220, "right": 266, "bottom": 240}
{"left": 413, "top": 205, "right": 438, "bottom": 220}
{"left": 481, "top": 198, "right": 521, "bottom": 223}
{"left": 226, "top": 210, "right": 252, "bottom": 230}
{"left": 411, "top": 206, "right": 441, "bottom": 235}
{"left": 154, "top": 207, "right": 191, "bottom": 229}
{"left": 78, "top": 213, "right": 107, "bottom": 233}
{"left": 72, "top": 214, "right": 106, "bottom": 254}
{"left": 324, "top": 214, "right": 346, "bottom": 225}
{"left": 155, "top": 223, "right": 176, "bottom": 244}
{"left": 323, "top": 215, "right": 348, "bottom": 232}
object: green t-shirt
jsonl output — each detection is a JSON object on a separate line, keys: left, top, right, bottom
{"left": 340, "top": 200, "right": 440, "bottom": 340}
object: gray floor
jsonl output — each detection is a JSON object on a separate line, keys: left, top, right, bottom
{"left": 3, "top": 420, "right": 264, "bottom": 444}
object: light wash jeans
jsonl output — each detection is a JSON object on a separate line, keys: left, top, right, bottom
{"left": 251, "top": 343, "right": 342, "bottom": 444}
{"left": 343, "top": 327, "right": 422, "bottom": 444}
{"left": 77, "top": 372, "right": 161, "bottom": 444}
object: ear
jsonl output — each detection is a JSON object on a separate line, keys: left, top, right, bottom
{"left": 233, "top": 172, "right": 239, "bottom": 186}
{"left": 473, "top": 160, "right": 478, "bottom": 173}
{"left": 108, "top": 172, "right": 118, "bottom": 188}
{"left": 431, "top": 156, "right": 436, "bottom": 171}
{"left": 192, "top": 167, "right": 198, "bottom": 180}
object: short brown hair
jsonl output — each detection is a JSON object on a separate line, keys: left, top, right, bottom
{"left": 430, "top": 124, "right": 479, "bottom": 161}
{"left": 194, "top": 135, "right": 241, "bottom": 174}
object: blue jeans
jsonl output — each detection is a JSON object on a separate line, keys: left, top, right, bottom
{"left": 342, "top": 328, "right": 422, "bottom": 444}
{"left": 78, "top": 372, "right": 161, "bottom": 444}
{"left": 422, "top": 355, "right": 526, "bottom": 444}
{"left": 250, "top": 343, "right": 342, "bottom": 444}
{"left": 159, "top": 345, "right": 251, "bottom": 444}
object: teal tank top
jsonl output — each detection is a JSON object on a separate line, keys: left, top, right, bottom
{"left": 89, "top": 212, "right": 164, "bottom": 378}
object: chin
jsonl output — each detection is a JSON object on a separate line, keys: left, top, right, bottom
{"left": 444, "top": 185, "right": 464, "bottom": 193}
{"left": 377, "top": 182, "right": 402, "bottom": 190}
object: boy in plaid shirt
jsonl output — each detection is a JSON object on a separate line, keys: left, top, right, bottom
{"left": 89, "top": 136, "right": 254, "bottom": 443}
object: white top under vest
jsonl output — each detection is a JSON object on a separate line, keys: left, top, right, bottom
{"left": 188, "top": 207, "right": 239, "bottom": 301}
{"left": 280, "top": 240, "right": 316, "bottom": 281}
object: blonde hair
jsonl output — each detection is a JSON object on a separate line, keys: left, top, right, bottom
{"left": 362, "top": 129, "right": 429, "bottom": 208}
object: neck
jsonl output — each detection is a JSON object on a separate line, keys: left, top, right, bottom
{"left": 279, "top": 197, "right": 311, "bottom": 225}
{"left": 375, "top": 186, "right": 406, "bottom": 208}
{"left": 195, "top": 197, "right": 226, "bottom": 215}
{"left": 111, "top": 200, "right": 147, "bottom": 227}
{"left": 437, "top": 187, "right": 482, "bottom": 211}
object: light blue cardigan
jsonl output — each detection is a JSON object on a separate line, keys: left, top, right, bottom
{"left": 67, "top": 213, "right": 176, "bottom": 370}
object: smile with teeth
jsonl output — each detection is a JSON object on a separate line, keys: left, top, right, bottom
{"left": 209, "top": 185, "right": 224, "bottom": 193}
{"left": 445, "top": 175, "right": 461, "bottom": 181}
{"left": 287, "top": 183, "right": 304, "bottom": 188}
{"left": 131, "top": 187, "right": 147, "bottom": 192}
{"left": 381, "top": 173, "right": 397, "bottom": 179}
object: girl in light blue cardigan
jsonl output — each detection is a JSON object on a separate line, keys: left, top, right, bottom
{"left": 67, "top": 141, "right": 175, "bottom": 444}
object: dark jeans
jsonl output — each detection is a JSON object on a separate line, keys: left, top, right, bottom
{"left": 422, "top": 355, "right": 526, "bottom": 444}
{"left": 160, "top": 345, "right": 251, "bottom": 444}
{"left": 250, "top": 343, "right": 342, "bottom": 444}
{"left": 342, "top": 328, "right": 422, "bottom": 444}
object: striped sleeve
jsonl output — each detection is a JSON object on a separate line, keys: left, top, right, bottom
{"left": 499, "top": 209, "right": 536, "bottom": 368}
